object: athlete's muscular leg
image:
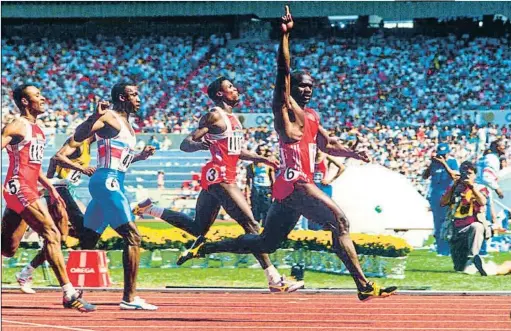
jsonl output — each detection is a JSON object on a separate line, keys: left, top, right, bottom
{"left": 1, "top": 208, "right": 28, "bottom": 257}
{"left": 208, "top": 183, "right": 273, "bottom": 269}
{"left": 158, "top": 189, "right": 221, "bottom": 236}
{"left": 114, "top": 222, "right": 141, "bottom": 303}
{"left": 292, "top": 182, "right": 369, "bottom": 290}
{"left": 19, "top": 200, "right": 70, "bottom": 286}
{"left": 201, "top": 200, "right": 300, "bottom": 255}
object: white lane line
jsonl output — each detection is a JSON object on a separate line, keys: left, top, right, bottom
{"left": 2, "top": 296, "right": 510, "bottom": 302}
{"left": 1, "top": 319, "right": 95, "bottom": 331}
{"left": 3, "top": 307, "right": 510, "bottom": 313}
{"left": 2, "top": 316, "right": 510, "bottom": 324}
{"left": 1, "top": 311, "right": 508, "bottom": 318}
{"left": 67, "top": 326, "right": 511, "bottom": 330}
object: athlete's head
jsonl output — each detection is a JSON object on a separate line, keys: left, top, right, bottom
{"left": 490, "top": 138, "right": 506, "bottom": 156}
{"left": 111, "top": 82, "right": 140, "bottom": 114}
{"left": 207, "top": 76, "right": 239, "bottom": 107}
{"left": 290, "top": 71, "right": 313, "bottom": 106}
{"left": 13, "top": 84, "right": 46, "bottom": 115}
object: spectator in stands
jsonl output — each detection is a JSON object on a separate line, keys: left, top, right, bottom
{"left": 440, "top": 161, "right": 490, "bottom": 274}
{"left": 161, "top": 136, "right": 172, "bottom": 151}
{"left": 148, "top": 135, "right": 161, "bottom": 150}
{"left": 422, "top": 143, "right": 459, "bottom": 256}
{"left": 157, "top": 171, "right": 165, "bottom": 189}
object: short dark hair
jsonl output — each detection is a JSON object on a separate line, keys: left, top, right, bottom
{"left": 111, "top": 81, "right": 136, "bottom": 104}
{"left": 460, "top": 161, "right": 476, "bottom": 173}
{"left": 490, "top": 138, "right": 505, "bottom": 152}
{"left": 290, "top": 70, "right": 309, "bottom": 88}
{"left": 207, "top": 76, "right": 228, "bottom": 102}
{"left": 13, "top": 84, "right": 37, "bottom": 110}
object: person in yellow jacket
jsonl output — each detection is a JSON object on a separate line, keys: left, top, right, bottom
{"left": 15, "top": 135, "right": 97, "bottom": 294}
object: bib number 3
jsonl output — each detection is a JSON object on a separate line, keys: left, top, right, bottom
{"left": 206, "top": 168, "right": 218, "bottom": 182}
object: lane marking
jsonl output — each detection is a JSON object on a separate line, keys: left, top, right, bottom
{"left": 2, "top": 320, "right": 95, "bottom": 331}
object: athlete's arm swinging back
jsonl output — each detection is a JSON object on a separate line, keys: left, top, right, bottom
{"left": 47, "top": 137, "right": 95, "bottom": 178}
{"left": 180, "top": 111, "right": 219, "bottom": 152}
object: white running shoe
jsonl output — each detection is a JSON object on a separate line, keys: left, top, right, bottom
{"left": 132, "top": 198, "right": 153, "bottom": 216}
{"left": 120, "top": 296, "right": 158, "bottom": 310}
{"left": 269, "top": 275, "right": 305, "bottom": 293}
{"left": 15, "top": 272, "right": 36, "bottom": 294}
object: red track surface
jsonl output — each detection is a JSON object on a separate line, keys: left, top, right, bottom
{"left": 2, "top": 290, "right": 510, "bottom": 330}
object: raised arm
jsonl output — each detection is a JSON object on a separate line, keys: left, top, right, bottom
{"left": 272, "top": 5, "right": 304, "bottom": 143}
{"left": 180, "top": 111, "right": 219, "bottom": 153}
{"left": 316, "top": 125, "right": 369, "bottom": 162}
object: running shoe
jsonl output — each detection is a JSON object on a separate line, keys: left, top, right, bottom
{"left": 63, "top": 290, "right": 97, "bottom": 312}
{"left": 15, "top": 272, "right": 36, "bottom": 294}
{"left": 120, "top": 296, "right": 158, "bottom": 310}
{"left": 269, "top": 276, "right": 305, "bottom": 293}
{"left": 473, "top": 255, "right": 487, "bottom": 276}
{"left": 176, "top": 235, "right": 206, "bottom": 266}
{"left": 132, "top": 198, "right": 153, "bottom": 216}
{"left": 357, "top": 282, "right": 397, "bottom": 302}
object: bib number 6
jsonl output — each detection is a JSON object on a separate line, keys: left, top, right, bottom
{"left": 7, "top": 179, "right": 20, "bottom": 195}
{"left": 105, "top": 177, "right": 120, "bottom": 191}
{"left": 284, "top": 168, "right": 299, "bottom": 182}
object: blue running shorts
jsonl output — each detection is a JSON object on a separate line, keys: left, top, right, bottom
{"left": 84, "top": 169, "right": 134, "bottom": 234}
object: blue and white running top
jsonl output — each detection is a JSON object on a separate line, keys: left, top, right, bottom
{"left": 96, "top": 111, "right": 137, "bottom": 172}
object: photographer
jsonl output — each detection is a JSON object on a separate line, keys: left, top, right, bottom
{"left": 423, "top": 143, "right": 459, "bottom": 256}
{"left": 440, "top": 161, "right": 490, "bottom": 274}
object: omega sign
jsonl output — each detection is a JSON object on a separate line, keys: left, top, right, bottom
{"left": 70, "top": 267, "right": 95, "bottom": 273}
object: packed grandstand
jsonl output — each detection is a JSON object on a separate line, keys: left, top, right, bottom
{"left": 2, "top": 10, "right": 511, "bottom": 200}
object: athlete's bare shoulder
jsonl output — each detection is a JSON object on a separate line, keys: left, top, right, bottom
{"left": 200, "top": 108, "right": 223, "bottom": 127}
{"left": 1, "top": 118, "right": 27, "bottom": 137}
{"left": 1, "top": 117, "right": 28, "bottom": 147}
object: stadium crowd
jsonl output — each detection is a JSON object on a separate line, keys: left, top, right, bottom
{"left": 2, "top": 31, "right": 511, "bottom": 194}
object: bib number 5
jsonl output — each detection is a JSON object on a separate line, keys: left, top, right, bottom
{"left": 7, "top": 179, "right": 20, "bottom": 195}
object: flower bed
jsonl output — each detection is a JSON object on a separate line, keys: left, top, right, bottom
{"left": 63, "top": 225, "right": 413, "bottom": 258}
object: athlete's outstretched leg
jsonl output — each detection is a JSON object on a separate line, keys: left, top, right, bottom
{"left": 208, "top": 183, "right": 274, "bottom": 269}
{"left": 199, "top": 200, "right": 300, "bottom": 256}
{"left": 20, "top": 200, "right": 96, "bottom": 311}
{"left": 293, "top": 182, "right": 396, "bottom": 300}
{"left": 1, "top": 208, "right": 28, "bottom": 258}
{"left": 292, "top": 182, "right": 368, "bottom": 288}
{"left": 133, "top": 190, "right": 221, "bottom": 237}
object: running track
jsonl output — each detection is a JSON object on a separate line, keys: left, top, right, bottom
{"left": 2, "top": 289, "right": 511, "bottom": 330}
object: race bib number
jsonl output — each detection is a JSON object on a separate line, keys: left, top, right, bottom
{"left": 254, "top": 175, "right": 266, "bottom": 185}
{"left": 105, "top": 177, "right": 120, "bottom": 191}
{"left": 206, "top": 168, "right": 218, "bottom": 182}
{"left": 283, "top": 168, "right": 299, "bottom": 182}
{"left": 6, "top": 179, "right": 20, "bottom": 195}
{"left": 68, "top": 170, "right": 82, "bottom": 184}
{"left": 313, "top": 172, "right": 324, "bottom": 183}
{"left": 28, "top": 140, "right": 45, "bottom": 164}
{"left": 227, "top": 131, "right": 243, "bottom": 155}
{"left": 118, "top": 149, "right": 135, "bottom": 172}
